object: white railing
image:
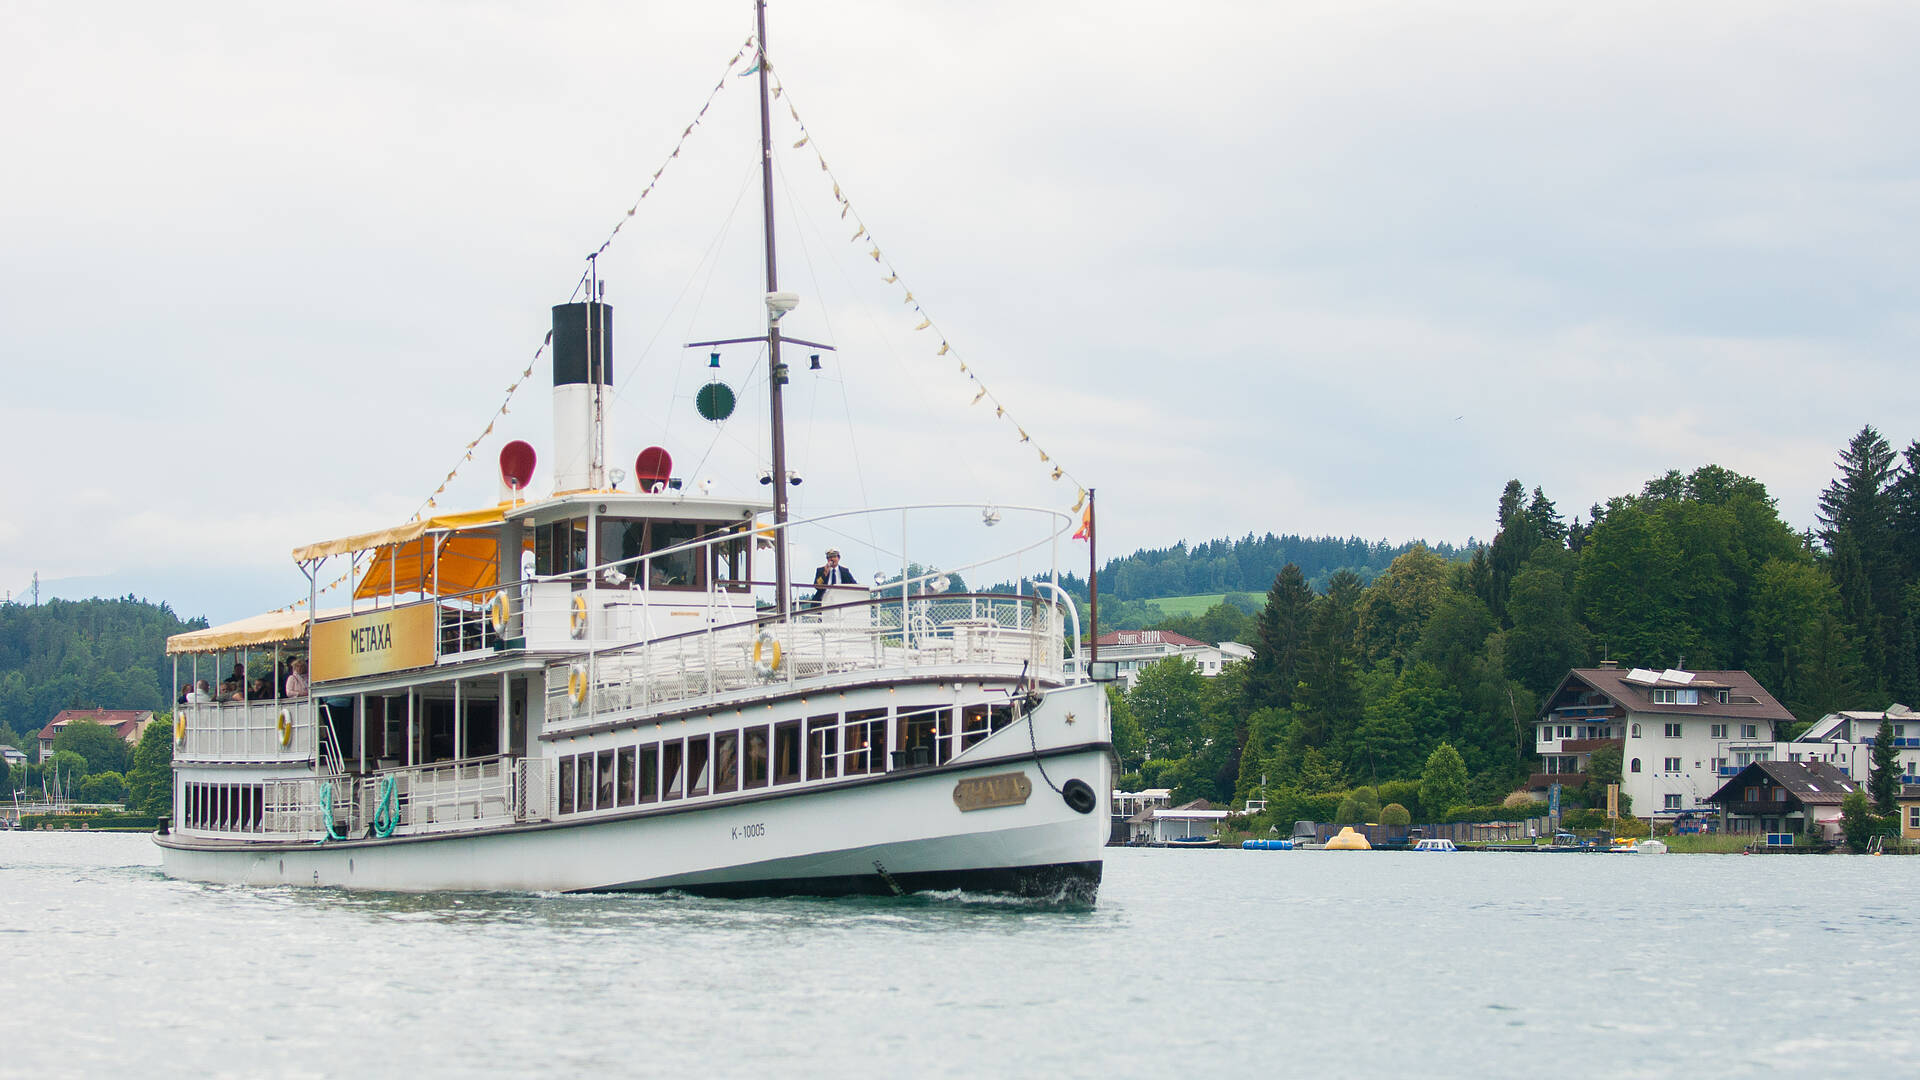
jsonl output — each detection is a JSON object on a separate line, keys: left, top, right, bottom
{"left": 542, "top": 594, "right": 1061, "bottom": 729}
{"left": 364, "top": 755, "right": 519, "bottom": 836}
{"left": 176, "top": 701, "right": 314, "bottom": 763}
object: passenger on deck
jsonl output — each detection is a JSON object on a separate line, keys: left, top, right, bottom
{"left": 811, "top": 548, "right": 856, "bottom": 603}
{"left": 246, "top": 676, "right": 273, "bottom": 701}
{"left": 178, "top": 682, "right": 192, "bottom": 705}
{"left": 284, "top": 658, "right": 310, "bottom": 698}
{"left": 189, "top": 680, "right": 214, "bottom": 704}
{"left": 219, "top": 661, "right": 246, "bottom": 702}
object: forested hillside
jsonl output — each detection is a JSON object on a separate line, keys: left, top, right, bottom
{"left": 1109, "top": 427, "right": 1920, "bottom": 831}
{"left": 0, "top": 597, "right": 204, "bottom": 752}
{"left": 1059, "top": 533, "right": 1471, "bottom": 601}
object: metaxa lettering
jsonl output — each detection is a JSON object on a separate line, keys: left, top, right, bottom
{"left": 348, "top": 621, "right": 394, "bottom": 655}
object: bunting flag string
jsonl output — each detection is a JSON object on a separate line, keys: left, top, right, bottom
{"left": 407, "top": 38, "right": 755, "bottom": 526}
{"left": 768, "top": 73, "right": 1087, "bottom": 516}
{"left": 272, "top": 39, "right": 759, "bottom": 613}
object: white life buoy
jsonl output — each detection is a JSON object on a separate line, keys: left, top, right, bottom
{"left": 570, "top": 594, "right": 589, "bottom": 639}
{"left": 567, "top": 664, "right": 588, "bottom": 705}
{"left": 752, "top": 631, "right": 783, "bottom": 677}
{"left": 275, "top": 709, "right": 294, "bottom": 749}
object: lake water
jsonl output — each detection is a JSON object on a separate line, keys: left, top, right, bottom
{"left": 5, "top": 833, "right": 1918, "bottom": 1078}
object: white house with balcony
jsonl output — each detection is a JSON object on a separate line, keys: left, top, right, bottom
{"left": 1794, "top": 704, "right": 1920, "bottom": 783}
{"left": 1089, "top": 630, "right": 1251, "bottom": 688}
{"left": 1533, "top": 664, "right": 1797, "bottom": 821}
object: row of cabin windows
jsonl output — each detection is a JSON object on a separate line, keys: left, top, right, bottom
{"left": 182, "top": 782, "right": 265, "bottom": 832}
{"left": 532, "top": 517, "right": 749, "bottom": 591}
{"left": 556, "top": 703, "right": 1016, "bottom": 815}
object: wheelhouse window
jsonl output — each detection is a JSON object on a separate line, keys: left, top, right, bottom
{"left": 534, "top": 518, "right": 590, "bottom": 577}
{"left": 644, "top": 520, "right": 709, "bottom": 590}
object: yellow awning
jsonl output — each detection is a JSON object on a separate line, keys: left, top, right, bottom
{"left": 166, "top": 610, "right": 313, "bottom": 654}
{"left": 353, "top": 532, "right": 509, "bottom": 600}
{"left": 291, "top": 506, "right": 509, "bottom": 562}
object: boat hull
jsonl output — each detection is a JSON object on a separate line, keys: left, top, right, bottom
{"left": 157, "top": 745, "right": 1110, "bottom": 901}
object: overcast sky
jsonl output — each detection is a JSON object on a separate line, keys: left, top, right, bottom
{"left": 5, "top": 1, "right": 1918, "bottom": 624}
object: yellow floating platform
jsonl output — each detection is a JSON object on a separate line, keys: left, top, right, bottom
{"left": 1324, "top": 826, "right": 1372, "bottom": 850}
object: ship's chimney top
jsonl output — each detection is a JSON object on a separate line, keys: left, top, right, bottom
{"left": 551, "top": 299, "right": 613, "bottom": 492}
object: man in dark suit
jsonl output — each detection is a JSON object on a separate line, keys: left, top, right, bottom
{"left": 811, "top": 548, "right": 856, "bottom": 603}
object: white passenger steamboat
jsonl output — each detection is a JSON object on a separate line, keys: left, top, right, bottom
{"left": 155, "top": 3, "right": 1113, "bottom": 900}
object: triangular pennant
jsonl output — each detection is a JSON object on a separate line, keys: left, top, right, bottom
{"left": 971, "top": 388, "right": 987, "bottom": 405}
{"left": 937, "top": 342, "right": 949, "bottom": 356}
{"left": 1051, "top": 466, "right": 1063, "bottom": 481}
{"left": 1071, "top": 489, "right": 1085, "bottom": 512}
{"left": 914, "top": 317, "right": 930, "bottom": 329}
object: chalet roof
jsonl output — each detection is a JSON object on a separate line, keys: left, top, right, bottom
{"left": 1544, "top": 668, "right": 1794, "bottom": 724}
{"left": 38, "top": 710, "right": 154, "bottom": 743}
{"left": 1706, "top": 760, "right": 1858, "bottom": 807}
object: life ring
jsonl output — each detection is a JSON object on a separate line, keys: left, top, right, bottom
{"left": 570, "top": 594, "right": 589, "bottom": 639}
{"left": 275, "top": 709, "right": 294, "bottom": 749}
{"left": 173, "top": 715, "right": 187, "bottom": 746}
{"left": 567, "top": 663, "right": 588, "bottom": 705}
{"left": 489, "top": 591, "right": 511, "bottom": 633}
{"left": 752, "top": 631, "right": 782, "bottom": 677}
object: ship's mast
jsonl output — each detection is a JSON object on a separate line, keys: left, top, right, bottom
{"left": 756, "top": 0, "right": 794, "bottom": 617}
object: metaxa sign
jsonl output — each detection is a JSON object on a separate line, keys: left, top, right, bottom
{"left": 310, "top": 606, "right": 434, "bottom": 682}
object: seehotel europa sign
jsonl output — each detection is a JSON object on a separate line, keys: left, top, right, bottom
{"left": 310, "top": 606, "right": 435, "bottom": 682}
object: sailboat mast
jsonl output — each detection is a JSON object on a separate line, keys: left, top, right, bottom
{"left": 755, "top": 0, "right": 794, "bottom": 617}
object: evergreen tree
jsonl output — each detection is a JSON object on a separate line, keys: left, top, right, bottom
{"left": 1483, "top": 480, "right": 1541, "bottom": 623}
{"left": 1818, "top": 426, "right": 1901, "bottom": 692}
{"left": 1245, "top": 565, "right": 1314, "bottom": 712}
{"left": 1869, "top": 719, "right": 1902, "bottom": 818}
{"left": 1295, "top": 572, "right": 1363, "bottom": 770}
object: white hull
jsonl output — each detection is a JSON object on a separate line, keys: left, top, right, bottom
{"left": 159, "top": 744, "right": 1110, "bottom": 900}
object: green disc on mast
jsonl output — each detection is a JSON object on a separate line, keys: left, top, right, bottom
{"left": 697, "top": 382, "right": 736, "bottom": 421}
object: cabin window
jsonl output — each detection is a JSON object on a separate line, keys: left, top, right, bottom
{"left": 774, "top": 720, "right": 801, "bottom": 785}
{"left": 686, "top": 734, "right": 711, "bottom": 798}
{"left": 898, "top": 707, "right": 945, "bottom": 766}
{"left": 663, "top": 740, "right": 685, "bottom": 800}
{"left": 638, "top": 744, "right": 660, "bottom": 804}
{"left": 597, "top": 750, "right": 616, "bottom": 810}
{"left": 960, "top": 705, "right": 991, "bottom": 750}
{"left": 743, "top": 726, "right": 771, "bottom": 788}
{"left": 559, "top": 755, "right": 576, "bottom": 814}
{"left": 1630, "top": 758, "right": 1642, "bottom": 773}
{"left": 989, "top": 704, "right": 1014, "bottom": 734}
{"left": 844, "top": 709, "right": 886, "bottom": 776}
{"left": 617, "top": 746, "right": 637, "bottom": 806}
{"left": 807, "top": 716, "right": 838, "bottom": 780}
{"left": 713, "top": 731, "right": 740, "bottom": 794}
{"left": 577, "top": 755, "right": 597, "bottom": 811}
